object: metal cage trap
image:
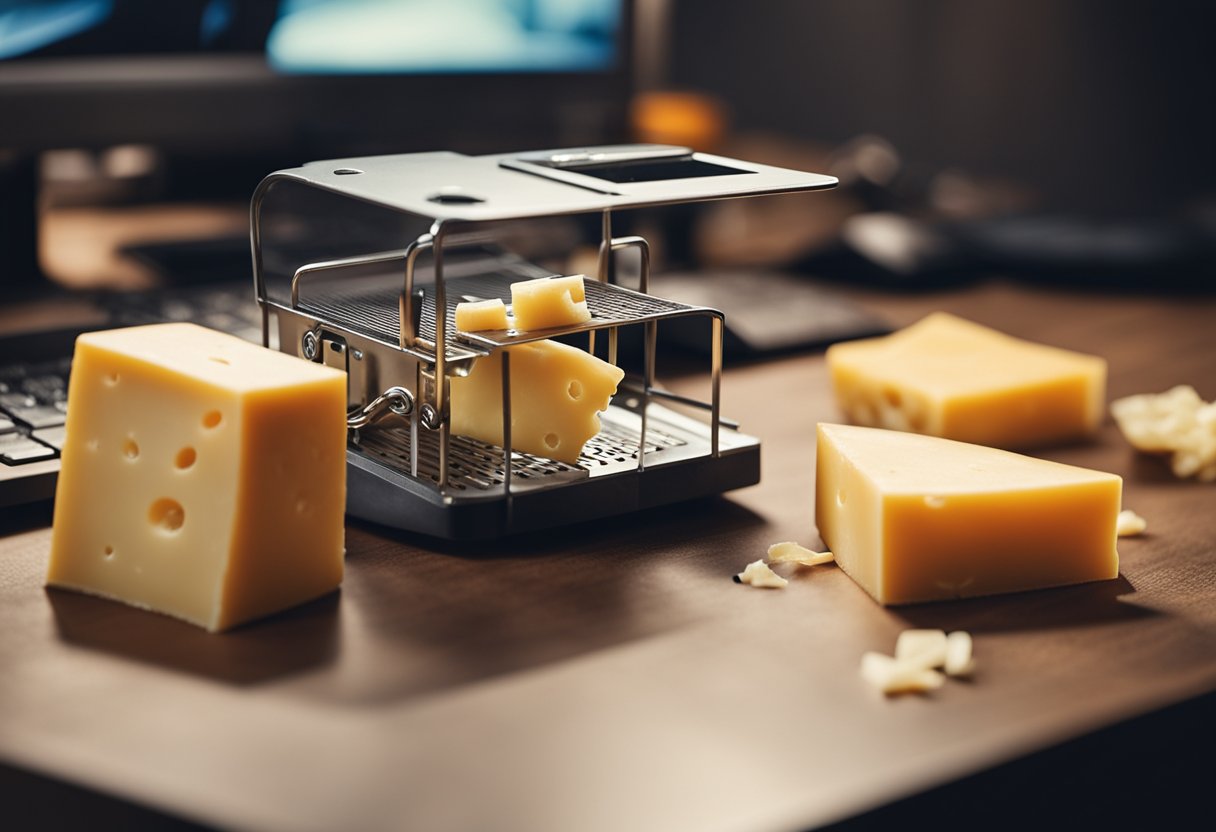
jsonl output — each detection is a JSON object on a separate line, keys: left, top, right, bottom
{"left": 250, "top": 144, "right": 836, "bottom": 538}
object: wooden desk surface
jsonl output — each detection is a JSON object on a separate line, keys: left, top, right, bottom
{"left": 1, "top": 280, "right": 1214, "bottom": 831}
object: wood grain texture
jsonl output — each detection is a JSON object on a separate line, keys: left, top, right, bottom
{"left": 1, "top": 279, "right": 1214, "bottom": 831}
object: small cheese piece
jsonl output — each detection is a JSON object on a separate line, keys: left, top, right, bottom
{"left": 736, "top": 559, "right": 788, "bottom": 588}
{"left": 1116, "top": 509, "right": 1147, "bottom": 537}
{"left": 860, "top": 652, "right": 945, "bottom": 695}
{"left": 510, "top": 275, "right": 592, "bottom": 331}
{"left": 826, "top": 312, "right": 1106, "bottom": 448}
{"left": 944, "top": 631, "right": 975, "bottom": 676}
{"left": 454, "top": 298, "right": 509, "bottom": 332}
{"left": 766, "top": 541, "right": 834, "bottom": 566}
{"left": 450, "top": 339, "right": 624, "bottom": 464}
{"left": 1111, "top": 385, "right": 1216, "bottom": 482}
{"left": 46, "top": 323, "right": 347, "bottom": 632}
{"left": 894, "top": 629, "right": 948, "bottom": 669}
{"left": 816, "top": 423, "right": 1122, "bottom": 605}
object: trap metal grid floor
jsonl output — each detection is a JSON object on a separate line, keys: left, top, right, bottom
{"left": 352, "top": 408, "right": 687, "bottom": 495}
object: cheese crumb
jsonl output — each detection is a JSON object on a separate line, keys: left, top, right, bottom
{"left": 735, "top": 559, "right": 788, "bottom": 589}
{"left": 863, "top": 628, "right": 975, "bottom": 694}
{"left": 1111, "top": 385, "right": 1216, "bottom": 482}
{"left": 894, "top": 629, "right": 948, "bottom": 669}
{"left": 860, "top": 652, "right": 946, "bottom": 695}
{"left": 766, "top": 541, "right": 835, "bottom": 566}
{"left": 944, "top": 631, "right": 975, "bottom": 677}
{"left": 1116, "top": 509, "right": 1147, "bottom": 536}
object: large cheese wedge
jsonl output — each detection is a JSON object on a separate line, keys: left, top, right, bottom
{"left": 47, "top": 323, "right": 347, "bottom": 632}
{"left": 826, "top": 312, "right": 1106, "bottom": 448}
{"left": 510, "top": 275, "right": 592, "bottom": 331}
{"left": 815, "top": 423, "right": 1121, "bottom": 605}
{"left": 450, "top": 339, "right": 624, "bottom": 464}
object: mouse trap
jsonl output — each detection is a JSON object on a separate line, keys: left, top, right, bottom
{"left": 251, "top": 145, "right": 836, "bottom": 538}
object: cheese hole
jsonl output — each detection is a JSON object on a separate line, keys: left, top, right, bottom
{"left": 103, "top": 545, "right": 114, "bottom": 558}
{"left": 122, "top": 439, "right": 140, "bottom": 460}
{"left": 925, "top": 495, "right": 946, "bottom": 509}
{"left": 836, "top": 489, "right": 846, "bottom": 507}
{"left": 543, "top": 432, "right": 560, "bottom": 450}
{"left": 567, "top": 380, "right": 583, "bottom": 400}
{"left": 202, "top": 410, "right": 223, "bottom": 429}
{"left": 882, "top": 387, "right": 902, "bottom": 407}
{"left": 148, "top": 498, "right": 185, "bottom": 533}
{"left": 86, "top": 439, "right": 99, "bottom": 452}
{"left": 209, "top": 357, "right": 230, "bottom": 366}
{"left": 175, "top": 447, "right": 197, "bottom": 470}
{"left": 104, "top": 372, "right": 119, "bottom": 386}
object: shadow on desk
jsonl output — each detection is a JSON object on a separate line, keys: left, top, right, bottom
{"left": 893, "top": 575, "right": 1158, "bottom": 634}
{"left": 43, "top": 495, "right": 767, "bottom": 707}
{"left": 47, "top": 589, "right": 342, "bottom": 686}
{"left": 288, "top": 495, "right": 768, "bottom": 707}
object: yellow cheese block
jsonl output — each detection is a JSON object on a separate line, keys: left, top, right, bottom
{"left": 510, "top": 275, "right": 592, "bottom": 331}
{"left": 826, "top": 312, "right": 1106, "bottom": 448}
{"left": 47, "top": 323, "right": 348, "bottom": 632}
{"left": 815, "top": 423, "right": 1121, "bottom": 605}
{"left": 454, "top": 298, "right": 509, "bottom": 332}
{"left": 450, "top": 339, "right": 624, "bottom": 464}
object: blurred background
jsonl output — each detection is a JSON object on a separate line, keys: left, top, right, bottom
{"left": 0, "top": 0, "right": 1213, "bottom": 326}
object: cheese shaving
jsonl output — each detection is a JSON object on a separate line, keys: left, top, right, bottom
{"left": 766, "top": 541, "right": 835, "bottom": 566}
{"left": 1111, "top": 385, "right": 1216, "bottom": 482}
{"left": 864, "top": 628, "right": 975, "bottom": 694}
{"left": 860, "top": 652, "right": 945, "bottom": 695}
{"left": 894, "top": 629, "right": 948, "bottom": 669}
{"left": 944, "top": 631, "right": 975, "bottom": 676}
{"left": 1116, "top": 509, "right": 1147, "bottom": 537}
{"left": 735, "top": 559, "right": 788, "bottom": 589}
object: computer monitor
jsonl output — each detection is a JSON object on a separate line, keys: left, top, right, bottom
{"left": 0, "top": 0, "right": 634, "bottom": 290}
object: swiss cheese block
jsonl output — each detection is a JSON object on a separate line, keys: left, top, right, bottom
{"left": 826, "top": 312, "right": 1106, "bottom": 448}
{"left": 46, "top": 323, "right": 347, "bottom": 632}
{"left": 815, "top": 423, "right": 1121, "bottom": 605}
{"left": 450, "top": 339, "right": 623, "bottom": 464}
{"left": 454, "top": 298, "right": 509, "bottom": 332}
{"left": 510, "top": 275, "right": 592, "bottom": 331}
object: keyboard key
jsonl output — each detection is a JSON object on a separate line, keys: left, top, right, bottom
{"left": 8, "top": 405, "right": 67, "bottom": 429}
{"left": 1, "top": 444, "right": 57, "bottom": 464}
{"left": 33, "top": 426, "right": 67, "bottom": 450}
{"left": 0, "top": 431, "right": 55, "bottom": 464}
{"left": 0, "top": 417, "right": 15, "bottom": 434}
{"left": 21, "top": 374, "right": 66, "bottom": 399}
{"left": 0, "top": 392, "right": 36, "bottom": 411}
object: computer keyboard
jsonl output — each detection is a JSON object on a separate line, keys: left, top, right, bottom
{"left": 0, "top": 281, "right": 264, "bottom": 507}
{"left": 1, "top": 356, "right": 70, "bottom": 458}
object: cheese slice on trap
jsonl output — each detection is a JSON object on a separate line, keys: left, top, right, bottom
{"left": 46, "top": 323, "right": 347, "bottom": 632}
{"left": 450, "top": 339, "right": 624, "bottom": 464}
{"left": 826, "top": 312, "right": 1106, "bottom": 448}
{"left": 455, "top": 298, "right": 509, "bottom": 332}
{"left": 510, "top": 275, "right": 592, "bottom": 331}
{"left": 815, "top": 423, "right": 1121, "bottom": 605}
